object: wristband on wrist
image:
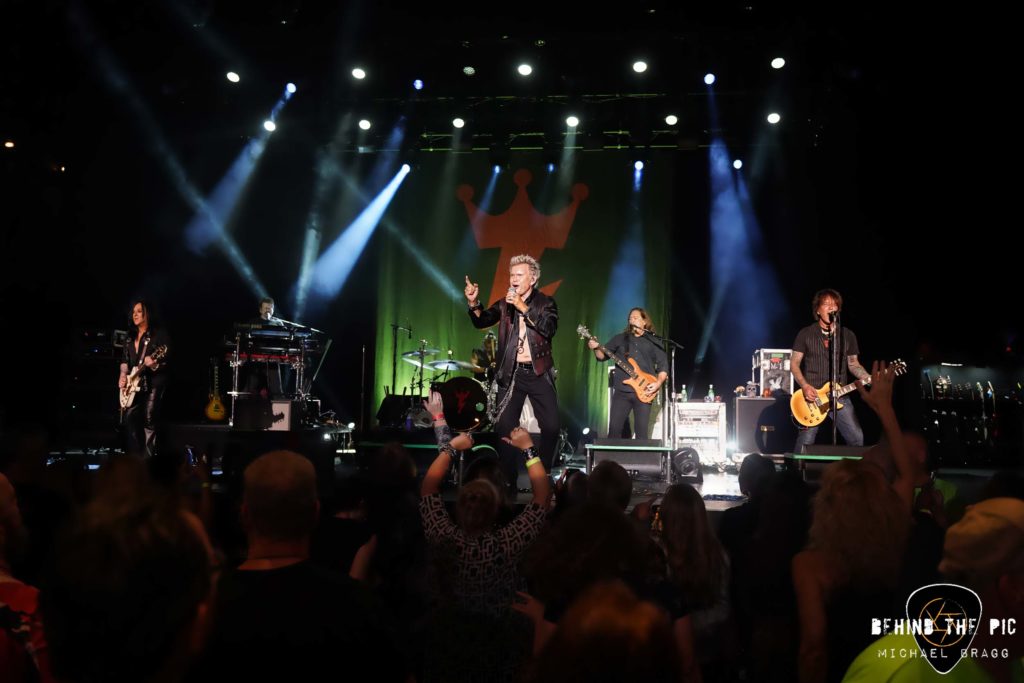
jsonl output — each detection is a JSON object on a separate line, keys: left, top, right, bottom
{"left": 525, "top": 457, "right": 541, "bottom": 469}
{"left": 432, "top": 412, "right": 446, "bottom": 421}
{"left": 521, "top": 446, "right": 538, "bottom": 462}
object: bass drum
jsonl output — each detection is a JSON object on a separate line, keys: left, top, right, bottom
{"left": 435, "top": 377, "right": 490, "bottom": 432}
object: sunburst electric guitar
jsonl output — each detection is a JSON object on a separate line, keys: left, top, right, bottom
{"left": 790, "top": 359, "right": 907, "bottom": 427}
{"left": 205, "top": 361, "right": 226, "bottom": 422}
{"left": 577, "top": 324, "right": 659, "bottom": 404}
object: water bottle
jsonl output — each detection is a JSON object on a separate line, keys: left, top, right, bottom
{"left": 706, "top": 384, "right": 715, "bottom": 402}
{"left": 680, "top": 384, "right": 687, "bottom": 402}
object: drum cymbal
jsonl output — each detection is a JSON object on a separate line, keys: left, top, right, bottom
{"left": 427, "top": 359, "right": 480, "bottom": 372}
{"left": 402, "top": 356, "right": 429, "bottom": 368}
{"left": 401, "top": 347, "right": 440, "bottom": 358}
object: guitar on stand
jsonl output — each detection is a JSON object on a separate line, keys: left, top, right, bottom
{"left": 576, "top": 324, "right": 659, "bottom": 404}
{"left": 790, "top": 359, "right": 907, "bottom": 427}
{"left": 205, "top": 360, "right": 226, "bottom": 422}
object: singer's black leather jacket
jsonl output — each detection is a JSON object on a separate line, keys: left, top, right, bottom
{"left": 469, "top": 289, "right": 558, "bottom": 383}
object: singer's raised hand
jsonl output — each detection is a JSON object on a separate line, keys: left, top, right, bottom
{"left": 464, "top": 276, "right": 479, "bottom": 304}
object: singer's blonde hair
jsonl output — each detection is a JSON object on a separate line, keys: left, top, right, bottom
{"left": 509, "top": 254, "right": 540, "bottom": 283}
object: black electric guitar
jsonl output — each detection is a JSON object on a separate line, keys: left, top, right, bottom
{"left": 577, "top": 324, "right": 659, "bottom": 404}
{"left": 790, "top": 359, "right": 907, "bottom": 427}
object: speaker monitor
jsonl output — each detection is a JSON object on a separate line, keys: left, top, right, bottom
{"left": 234, "top": 399, "right": 301, "bottom": 431}
{"left": 376, "top": 395, "right": 421, "bottom": 428}
{"left": 798, "top": 444, "right": 871, "bottom": 458}
{"left": 791, "top": 444, "right": 870, "bottom": 483}
{"left": 735, "top": 397, "right": 797, "bottom": 454}
{"left": 590, "top": 438, "right": 666, "bottom": 480}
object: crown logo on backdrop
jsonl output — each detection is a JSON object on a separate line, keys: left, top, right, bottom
{"left": 457, "top": 169, "right": 589, "bottom": 306}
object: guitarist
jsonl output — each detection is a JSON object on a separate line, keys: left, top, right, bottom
{"left": 587, "top": 308, "right": 668, "bottom": 438}
{"left": 118, "top": 300, "right": 170, "bottom": 456}
{"left": 791, "top": 289, "right": 868, "bottom": 450}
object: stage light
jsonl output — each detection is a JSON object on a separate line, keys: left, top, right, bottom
{"left": 286, "top": 82, "right": 297, "bottom": 93}
{"left": 771, "top": 57, "right": 786, "bottom": 69}
{"left": 767, "top": 113, "right": 781, "bottom": 124}
{"left": 452, "top": 117, "right": 465, "bottom": 128}
{"left": 634, "top": 161, "right": 644, "bottom": 171}
{"left": 463, "top": 66, "right": 476, "bottom": 76}
{"left": 226, "top": 72, "right": 240, "bottom": 83}
{"left": 263, "top": 120, "right": 276, "bottom": 132}
{"left": 517, "top": 63, "right": 533, "bottom": 76}
{"left": 632, "top": 60, "right": 648, "bottom": 73}
{"left": 665, "top": 114, "right": 678, "bottom": 126}
{"left": 704, "top": 73, "right": 716, "bottom": 85}
{"left": 566, "top": 115, "right": 579, "bottom": 127}
{"left": 733, "top": 159, "right": 743, "bottom": 169}
{"left": 352, "top": 67, "right": 366, "bottom": 80}
{"left": 358, "top": 119, "right": 372, "bottom": 130}
{"left": 413, "top": 79, "right": 424, "bottom": 90}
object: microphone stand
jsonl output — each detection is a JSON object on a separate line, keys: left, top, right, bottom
{"left": 270, "top": 316, "right": 325, "bottom": 335}
{"left": 829, "top": 312, "right": 840, "bottom": 445}
{"left": 388, "top": 323, "right": 412, "bottom": 395}
{"left": 637, "top": 327, "right": 685, "bottom": 453}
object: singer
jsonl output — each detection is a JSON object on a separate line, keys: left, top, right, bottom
{"left": 791, "top": 288, "right": 869, "bottom": 450}
{"left": 464, "top": 254, "right": 559, "bottom": 488}
{"left": 587, "top": 307, "right": 668, "bottom": 438}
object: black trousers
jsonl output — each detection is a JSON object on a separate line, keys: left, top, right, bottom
{"left": 608, "top": 388, "right": 653, "bottom": 439}
{"left": 244, "top": 361, "right": 286, "bottom": 397}
{"left": 124, "top": 385, "right": 165, "bottom": 456}
{"left": 494, "top": 363, "right": 559, "bottom": 490}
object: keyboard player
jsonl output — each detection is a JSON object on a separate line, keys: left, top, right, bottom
{"left": 244, "top": 297, "right": 288, "bottom": 397}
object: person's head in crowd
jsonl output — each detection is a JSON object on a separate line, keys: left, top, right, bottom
{"left": 456, "top": 479, "right": 502, "bottom": 537}
{"left": 40, "top": 495, "right": 213, "bottom": 682}
{"left": 588, "top": 460, "right": 632, "bottom": 512}
{"left": 737, "top": 453, "right": 775, "bottom": 498}
{"left": 809, "top": 459, "right": 910, "bottom": 586}
{"left": 464, "top": 455, "right": 513, "bottom": 518}
{"left": 658, "top": 483, "right": 727, "bottom": 609}
{"left": 524, "top": 501, "right": 647, "bottom": 606}
{"left": 938, "top": 497, "right": 1024, "bottom": 660}
{"left": 367, "top": 442, "right": 417, "bottom": 484}
{"left": 529, "top": 580, "right": 682, "bottom": 683}
{"left": 555, "top": 469, "right": 589, "bottom": 516}
{"left": 92, "top": 454, "right": 154, "bottom": 507}
{"left": 242, "top": 450, "right": 320, "bottom": 543}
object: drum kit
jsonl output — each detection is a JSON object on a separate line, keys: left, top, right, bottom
{"left": 397, "top": 339, "right": 493, "bottom": 431}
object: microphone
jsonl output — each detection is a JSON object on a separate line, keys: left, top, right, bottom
{"left": 631, "top": 324, "right": 647, "bottom": 335}
{"left": 828, "top": 311, "right": 837, "bottom": 323}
